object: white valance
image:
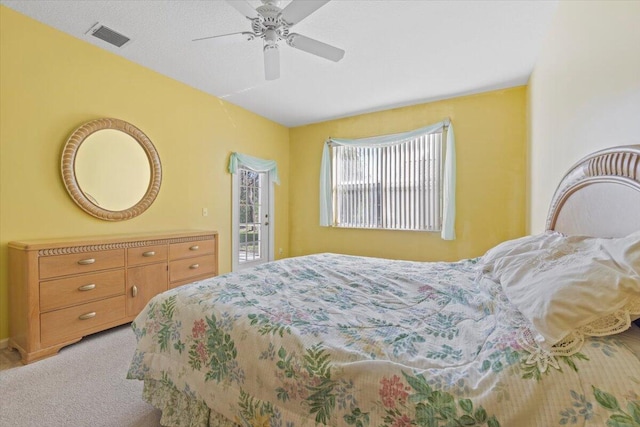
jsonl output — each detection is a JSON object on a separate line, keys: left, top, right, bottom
{"left": 319, "top": 120, "right": 456, "bottom": 240}
{"left": 228, "top": 152, "right": 280, "bottom": 185}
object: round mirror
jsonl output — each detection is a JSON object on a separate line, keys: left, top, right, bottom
{"left": 61, "top": 118, "right": 161, "bottom": 221}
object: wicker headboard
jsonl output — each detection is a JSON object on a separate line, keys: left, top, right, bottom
{"left": 546, "top": 145, "right": 640, "bottom": 238}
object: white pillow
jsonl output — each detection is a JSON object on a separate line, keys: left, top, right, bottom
{"left": 482, "top": 231, "right": 640, "bottom": 348}
{"left": 480, "top": 231, "right": 565, "bottom": 280}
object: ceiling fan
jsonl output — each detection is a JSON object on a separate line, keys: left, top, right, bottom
{"left": 193, "top": 0, "right": 345, "bottom": 80}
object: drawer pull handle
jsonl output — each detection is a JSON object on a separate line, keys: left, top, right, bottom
{"left": 142, "top": 251, "right": 156, "bottom": 257}
{"left": 77, "top": 258, "right": 96, "bottom": 265}
{"left": 189, "top": 245, "right": 199, "bottom": 251}
{"left": 78, "top": 284, "right": 96, "bottom": 292}
{"left": 132, "top": 285, "right": 138, "bottom": 297}
{"left": 78, "top": 312, "right": 96, "bottom": 320}
{"left": 189, "top": 264, "right": 200, "bottom": 269}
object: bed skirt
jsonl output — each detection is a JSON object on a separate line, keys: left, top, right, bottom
{"left": 143, "top": 379, "right": 237, "bottom": 427}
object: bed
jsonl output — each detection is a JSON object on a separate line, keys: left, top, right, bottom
{"left": 127, "top": 145, "right": 640, "bottom": 427}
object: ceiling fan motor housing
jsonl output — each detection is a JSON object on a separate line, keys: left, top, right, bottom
{"left": 254, "top": 3, "right": 290, "bottom": 43}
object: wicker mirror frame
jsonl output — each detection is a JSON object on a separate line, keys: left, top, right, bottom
{"left": 61, "top": 118, "right": 162, "bottom": 221}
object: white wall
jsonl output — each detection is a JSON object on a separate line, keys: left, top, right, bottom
{"left": 527, "top": 0, "right": 640, "bottom": 232}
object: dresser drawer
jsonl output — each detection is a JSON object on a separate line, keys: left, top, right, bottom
{"left": 39, "top": 249, "right": 125, "bottom": 280}
{"left": 127, "top": 244, "right": 168, "bottom": 266}
{"left": 169, "top": 239, "right": 215, "bottom": 261}
{"left": 40, "top": 270, "right": 125, "bottom": 312}
{"left": 40, "top": 295, "right": 126, "bottom": 347}
{"left": 169, "top": 254, "right": 216, "bottom": 283}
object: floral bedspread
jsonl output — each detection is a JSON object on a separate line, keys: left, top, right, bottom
{"left": 127, "top": 253, "right": 640, "bottom": 427}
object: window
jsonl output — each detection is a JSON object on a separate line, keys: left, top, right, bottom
{"left": 330, "top": 131, "right": 444, "bottom": 231}
{"left": 320, "top": 120, "right": 455, "bottom": 238}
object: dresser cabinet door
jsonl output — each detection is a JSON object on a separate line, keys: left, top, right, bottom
{"left": 126, "top": 263, "right": 168, "bottom": 317}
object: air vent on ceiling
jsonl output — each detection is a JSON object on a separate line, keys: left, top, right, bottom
{"left": 87, "top": 23, "right": 130, "bottom": 48}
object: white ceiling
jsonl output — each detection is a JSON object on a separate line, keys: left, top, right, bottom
{"left": 1, "top": 0, "right": 558, "bottom": 127}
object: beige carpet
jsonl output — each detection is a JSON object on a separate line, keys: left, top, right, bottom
{"left": 0, "top": 324, "right": 162, "bottom": 427}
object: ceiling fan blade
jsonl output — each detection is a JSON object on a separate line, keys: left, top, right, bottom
{"left": 264, "top": 46, "right": 280, "bottom": 80}
{"left": 192, "top": 32, "right": 255, "bottom": 44}
{"left": 280, "top": 0, "right": 330, "bottom": 25}
{"left": 287, "top": 33, "right": 344, "bottom": 62}
{"left": 225, "top": 0, "right": 260, "bottom": 19}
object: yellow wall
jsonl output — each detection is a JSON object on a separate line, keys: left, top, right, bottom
{"left": 0, "top": 7, "right": 290, "bottom": 341}
{"left": 289, "top": 87, "right": 527, "bottom": 262}
{"left": 527, "top": 1, "right": 640, "bottom": 232}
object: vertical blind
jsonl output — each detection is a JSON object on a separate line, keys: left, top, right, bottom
{"left": 331, "top": 132, "right": 443, "bottom": 231}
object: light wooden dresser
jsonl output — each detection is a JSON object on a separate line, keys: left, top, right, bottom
{"left": 8, "top": 230, "right": 218, "bottom": 364}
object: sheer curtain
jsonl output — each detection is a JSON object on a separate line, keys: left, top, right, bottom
{"left": 319, "top": 120, "right": 456, "bottom": 240}
{"left": 228, "top": 152, "right": 280, "bottom": 185}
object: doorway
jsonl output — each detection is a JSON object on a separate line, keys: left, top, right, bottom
{"left": 232, "top": 165, "right": 274, "bottom": 270}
